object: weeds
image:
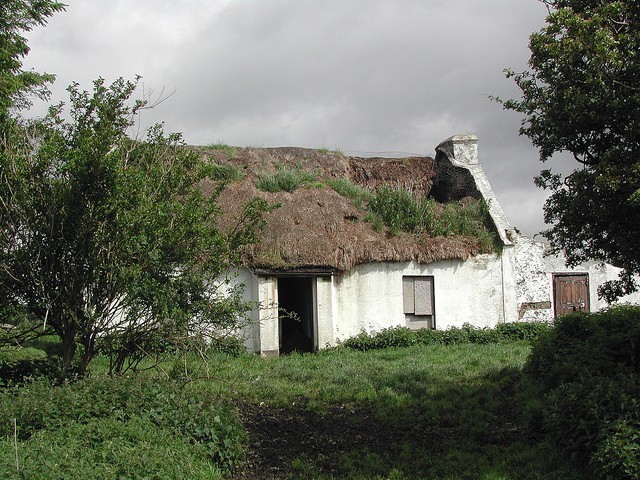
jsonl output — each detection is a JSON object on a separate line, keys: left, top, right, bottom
{"left": 256, "top": 163, "right": 321, "bottom": 193}
{"left": 207, "top": 142, "right": 237, "bottom": 159}
{"left": 0, "top": 376, "right": 244, "bottom": 477}
{"left": 0, "top": 338, "right": 580, "bottom": 479}
{"left": 209, "top": 163, "right": 243, "bottom": 182}
{"left": 341, "top": 322, "right": 551, "bottom": 351}
{"left": 365, "top": 185, "right": 501, "bottom": 250}
{"left": 317, "top": 147, "right": 343, "bottom": 155}
{"left": 326, "top": 178, "right": 373, "bottom": 209}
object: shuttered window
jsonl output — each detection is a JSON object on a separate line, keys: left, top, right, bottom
{"left": 403, "top": 276, "right": 435, "bottom": 328}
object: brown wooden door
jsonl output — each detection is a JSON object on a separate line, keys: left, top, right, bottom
{"left": 553, "top": 274, "right": 589, "bottom": 318}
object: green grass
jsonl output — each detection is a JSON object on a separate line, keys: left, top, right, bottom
{"left": 326, "top": 177, "right": 373, "bottom": 209}
{"left": 196, "top": 343, "right": 578, "bottom": 479}
{"left": 1, "top": 342, "right": 582, "bottom": 479}
{"left": 209, "top": 163, "right": 243, "bottom": 182}
{"left": 256, "top": 162, "right": 322, "bottom": 192}
{"left": 317, "top": 147, "right": 343, "bottom": 155}
{"left": 207, "top": 142, "right": 237, "bottom": 158}
{"left": 195, "top": 343, "right": 527, "bottom": 407}
{"left": 326, "top": 181, "right": 501, "bottom": 250}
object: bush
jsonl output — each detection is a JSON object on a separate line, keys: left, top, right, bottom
{"left": 496, "top": 321, "right": 551, "bottom": 342}
{"left": 208, "top": 335, "right": 248, "bottom": 358}
{"left": 525, "top": 306, "right": 640, "bottom": 391}
{"left": 0, "top": 347, "right": 63, "bottom": 387}
{"left": 593, "top": 418, "right": 640, "bottom": 480}
{"left": 413, "top": 328, "right": 446, "bottom": 345}
{"left": 0, "top": 376, "right": 246, "bottom": 472}
{"left": 523, "top": 305, "right": 640, "bottom": 479}
{"left": 544, "top": 374, "right": 639, "bottom": 458}
{"left": 342, "top": 327, "right": 418, "bottom": 350}
{"left": 341, "top": 322, "right": 547, "bottom": 351}
{"left": 371, "top": 327, "right": 417, "bottom": 349}
{"left": 1, "top": 416, "right": 223, "bottom": 479}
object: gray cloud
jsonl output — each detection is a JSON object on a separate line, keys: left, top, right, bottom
{"left": 25, "top": 0, "right": 558, "bottom": 236}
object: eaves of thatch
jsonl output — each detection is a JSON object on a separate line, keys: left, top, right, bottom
{"left": 200, "top": 145, "right": 500, "bottom": 273}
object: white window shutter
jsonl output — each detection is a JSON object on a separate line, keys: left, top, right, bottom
{"left": 403, "top": 276, "right": 415, "bottom": 314}
{"left": 414, "top": 277, "right": 433, "bottom": 315}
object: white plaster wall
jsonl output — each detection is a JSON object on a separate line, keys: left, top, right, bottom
{"left": 513, "top": 235, "right": 640, "bottom": 320}
{"left": 330, "top": 255, "right": 506, "bottom": 344}
{"left": 544, "top": 254, "right": 640, "bottom": 312}
{"left": 513, "top": 235, "right": 554, "bottom": 322}
{"left": 229, "top": 267, "right": 261, "bottom": 351}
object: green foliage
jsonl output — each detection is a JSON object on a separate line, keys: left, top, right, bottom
{"left": 523, "top": 306, "right": 640, "bottom": 479}
{"left": 326, "top": 177, "right": 373, "bottom": 209}
{"left": 207, "top": 142, "right": 237, "bottom": 158}
{"left": 525, "top": 306, "right": 640, "bottom": 390}
{"left": 1, "top": 417, "right": 223, "bottom": 479}
{"left": 0, "top": 1, "right": 65, "bottom": 117}
{"left": 593, "top": 418, "right": 640, "bottom": 480}
{"left": 0, "top": 347, "right": 58, "bottom": 387}
{"left": 0, "top": 77, "right": 270, "bottom": 374}
{"left": 342, "top": 327, "right": 417, "bottom": 350}
{"left": 431, "top": 200, "right": 501, "bottom": 251}
{"left": 209, "top": 163, "right": 243, "bottom": 182}
{"left": 495, "top": 321, "right": 552, "bottom": 343}
{"left": 499, "top": 0, "right": 640, "bottom": 300}
{"left": 364, "top": 185, "right": 500, "bottom": 250}
{"left": 0, "top": 346, "right": 47, "bottom": 366}
{"left": 367, "top": 185, "right": 431, "bottom": 235}
{"left": 0, "top": 376, "right": 245, "bottom": 475}
{"left": 342, "top": 322, "right": 550, "bottom": 351}
{"left": 316, "top": 147, "right": 343, "bottom": 155}
{"left": 256, "top": 162, "right": 320, "bottom": 192}
{"left": 208, "top": 335, "right": 249, "bottom": 358}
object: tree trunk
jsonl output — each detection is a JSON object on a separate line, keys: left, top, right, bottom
{"left": 61, "top": 327, "right": 77, "bottom": 371}
{"left": 79, "top": 333, "right": 96, "bottom": 374}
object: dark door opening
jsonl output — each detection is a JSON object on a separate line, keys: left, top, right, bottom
{"left": 278, "top": 276, "right": 315, "bottom": 355}
{"left": 553, "top": 273, "right": 589, "bottom": 318}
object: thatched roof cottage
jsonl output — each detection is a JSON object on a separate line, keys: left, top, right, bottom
{"left": 202, "top": 135, "right": 640, "bottom": 355}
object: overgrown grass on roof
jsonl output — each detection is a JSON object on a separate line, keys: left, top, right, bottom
{"left": 367, "top": 185, "right": 434, "bottom": 236}
{"left": 207, "top": 142, "right": 237, "bottom": 158}
{"left": 326, "top": 178, "right": 373, "bottom": 209}
{"left": 364, "top": 185, "right": 501, "bottom": 251}
{"left": 209, "top": 163, "right": 243, "bottom": 182}
{"left": 317, "top": 147, "right": 343, "bottom": 155}
{"left": 256, "top": 163, "right": 322, "bottom": 193}
{"left": 433, "top": 199, "right": 501, "bottom": 251}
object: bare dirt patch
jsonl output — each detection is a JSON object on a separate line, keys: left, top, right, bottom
{"left": 231, "top": 402, "right": 456, "bottom": 479}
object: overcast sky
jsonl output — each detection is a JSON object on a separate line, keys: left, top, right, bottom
{"left": 25, "top": 0, "right": 557, "bottom": 237}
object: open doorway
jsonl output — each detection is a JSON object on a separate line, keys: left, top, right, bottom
{"left": 278, "top": 276, "right": 315, "bottom": 354}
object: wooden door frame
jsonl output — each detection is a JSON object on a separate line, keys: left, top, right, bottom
{"left": 552, "top": 273, "right": 590, "bottom": 319}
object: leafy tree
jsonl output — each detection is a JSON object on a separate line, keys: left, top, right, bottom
{"left": 0, "top": 0, "right": 65, "bottom": 119}
{"left": 0, "top": 77, "right": 271, "bottom": 374}
{"left": 499, "top": 0, "right": 640, "bottom": 301}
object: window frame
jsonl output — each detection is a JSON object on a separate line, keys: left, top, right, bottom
{"left": 402, "top": 275, "right": 435, "bottom": 329}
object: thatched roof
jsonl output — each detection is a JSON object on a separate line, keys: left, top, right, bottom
{"left": 200, "top": 146, "right": 494, "bottom": 272}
